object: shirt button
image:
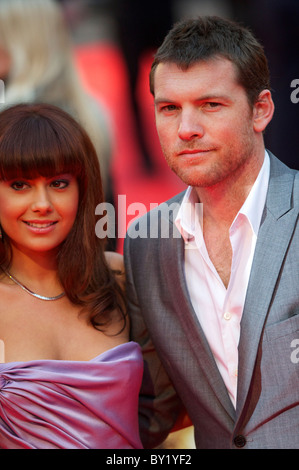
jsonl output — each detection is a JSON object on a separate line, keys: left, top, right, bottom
{"left": 234, "top": 434, "right": 246, "bottom": 447}
{"left": 234, "top": 434, "right": 247, "bottom": 448}
{"left": 224, "top": 311, "right": 232, "bottom": 320}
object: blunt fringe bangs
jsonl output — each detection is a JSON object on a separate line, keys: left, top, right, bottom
{"left": 0, "top": 103, "right": 90, "bottom": 184}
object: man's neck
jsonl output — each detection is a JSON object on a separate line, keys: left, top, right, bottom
{"left": 195, "top": 149, "right": 265, "bottom": 228}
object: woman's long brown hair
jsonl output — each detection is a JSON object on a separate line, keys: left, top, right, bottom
{"left": 0, "top": 103, "right": 126, "bottom": 331}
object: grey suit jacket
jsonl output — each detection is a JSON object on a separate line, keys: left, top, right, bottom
{"left": 124, "top": 152, "right": 299, "bottom": 449}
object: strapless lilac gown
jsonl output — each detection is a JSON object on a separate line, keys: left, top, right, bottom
{"left": 0, "top": 342, "right": 143, "bottom": 449}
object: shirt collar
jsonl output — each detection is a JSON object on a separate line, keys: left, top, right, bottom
{"left": 175, "top": 186, "right": 201, "bottom": 242}
{"left": 175, "top": 150, "right": 270, "bottom": 241}
{"left": 234, "top": 150, "right": 270, "bottom": 236}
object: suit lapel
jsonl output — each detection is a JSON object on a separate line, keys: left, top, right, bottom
{"left": 158, "top": 155, "right": 297, "bottom": 423}
{"left": 236, "top": 153, "right": 298, "bottom": 416}
{"left": 159, "top": 200, "right": 236, "bottom": 420}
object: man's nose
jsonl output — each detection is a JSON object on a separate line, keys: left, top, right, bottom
{"left": 178, "top": 110, "right": 204, "bottom": 141}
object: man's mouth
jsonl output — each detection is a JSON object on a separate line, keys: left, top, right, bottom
{"left": 178, "top": 148, "right": 215, "bottom": 155}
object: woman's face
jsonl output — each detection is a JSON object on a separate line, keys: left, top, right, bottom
{"left": 0, "top": 173, "right": 79, "bottom": 257}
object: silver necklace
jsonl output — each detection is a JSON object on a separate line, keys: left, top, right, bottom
{"left": 3, "top": 269, "right": 65, "bottom": 301}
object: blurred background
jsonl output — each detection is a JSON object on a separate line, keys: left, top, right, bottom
{"left": 0, "top": 0, "right": 298, "bottom": 448}
{"left": 67, "top": 0, "right": 299, "bottom": 253}
{"left": 0, "top": 0, "right": 298, "bottom": 253}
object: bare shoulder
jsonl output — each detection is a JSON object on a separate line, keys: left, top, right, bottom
{"left": 104, "top": 251, "right": 129, "bottom": 336}
{"left": 105, "top": 251, "right": 124, "bottom": 273}
{"left": 105, "top": 251, "right": 125, "bottom": 290}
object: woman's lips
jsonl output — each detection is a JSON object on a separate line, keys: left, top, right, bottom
{"left": 23, "top": 220, "right": 58, "bottom": 233}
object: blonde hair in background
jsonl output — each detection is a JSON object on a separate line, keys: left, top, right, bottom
{"left": 0, "top": 0, "right": 110, "bottom": 189}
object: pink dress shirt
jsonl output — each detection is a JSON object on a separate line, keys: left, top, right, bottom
{"left": 175, "top": 151, "right": 270, "bottom": 407}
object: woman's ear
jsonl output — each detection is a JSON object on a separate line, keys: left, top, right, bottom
{"left": 253, "top": 89, "right": 275, "bottom": 133}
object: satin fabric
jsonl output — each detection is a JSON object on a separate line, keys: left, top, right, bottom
{"left": 0, "top": 342, "right": 143, "bottom": 449}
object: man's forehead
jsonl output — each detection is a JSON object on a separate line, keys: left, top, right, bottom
{"left": 154, "top": 58, "right": 240, "bottom": 96}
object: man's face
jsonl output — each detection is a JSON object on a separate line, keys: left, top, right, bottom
{"left": 153, "top": 57, "right": 265, "bottom": 189}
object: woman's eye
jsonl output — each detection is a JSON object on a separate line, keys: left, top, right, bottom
{"left": 11, "top": 181, "right": 29, "bottom": 191}
{"left": 50, "top": 179, "right": 69, "bottom": 189}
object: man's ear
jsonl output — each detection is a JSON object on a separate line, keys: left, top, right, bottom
{"left": 253, "top": 89, "right": 275, "bottom": 133}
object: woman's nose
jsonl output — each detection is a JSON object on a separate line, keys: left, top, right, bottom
{"left": 31, "top": 186, "right": 53, "bottom": 214}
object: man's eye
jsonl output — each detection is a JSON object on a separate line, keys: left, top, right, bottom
{"left": 161, "top": 105, "right": 178, "bottom": 112}
{"left": 205, "top": 102, "right": 221, "bottom": 109}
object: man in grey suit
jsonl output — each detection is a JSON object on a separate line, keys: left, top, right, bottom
{"left": 124, "top": 16, "right": 299, "bottom": 449}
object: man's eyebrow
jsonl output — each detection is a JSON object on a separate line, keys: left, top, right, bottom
{"left": 154, "top": 94, "right": 233, "bottom": 105}
{"left": 154, "top": 97, "right": 175, "bottom": 105}
{"left": 195, "top": 94, "right": 233, "bottom": 103}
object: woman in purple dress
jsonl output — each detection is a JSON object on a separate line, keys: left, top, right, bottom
{"left": 0, "top": 103, "right": 143, "bottom": 449}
